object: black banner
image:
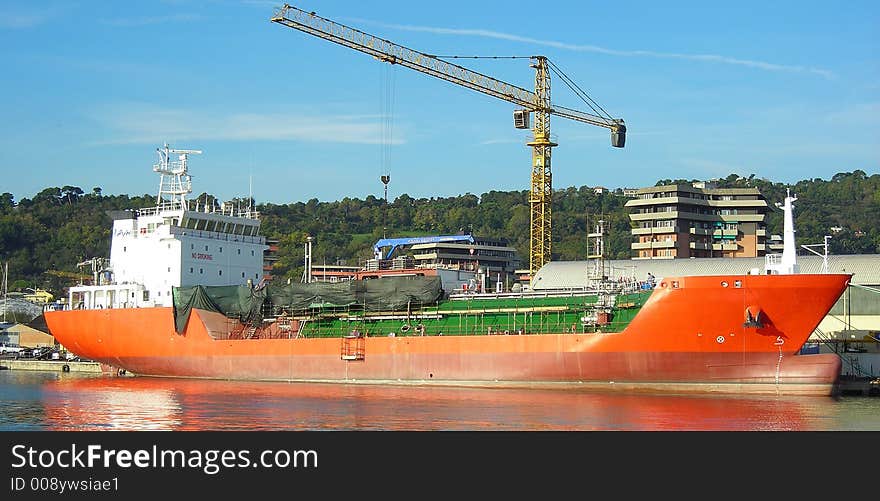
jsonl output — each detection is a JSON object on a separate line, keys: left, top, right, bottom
{"left": 1, "top": 431, "right": 875, "bottom": 498}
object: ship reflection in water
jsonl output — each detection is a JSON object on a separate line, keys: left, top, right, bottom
{"left": 3, "top": 372, "right": 879, "bottom": 431}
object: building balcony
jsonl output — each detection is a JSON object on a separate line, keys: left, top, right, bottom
{"left": 712, "top": 229, "right": 739, "bottom": 238}
{"left": 718, "top": 214, "right": 764, "bottom": 223}
{"left": 712, "top": 243, "right": 739, "bottom": 251}
{"left": 624, "top": 196, "right": 682, "bottom": 207}
{"left": 629, "top": 211, "right": 679, "bottom": 222}
{"left": 689, "top": 242, "right": 711, "bottom": 250}
{"left": 651, "top": 240, "right": 677, "bottom": 248}
{"left": 632, "top": 227, "right": 678, "bottom": 235}
{"left": 631, "top": 240, "right": 676, "bottom": 250}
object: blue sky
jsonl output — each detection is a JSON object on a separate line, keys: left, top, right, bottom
{"left": 1, "top": 0, "right": 877, "bottom": 205}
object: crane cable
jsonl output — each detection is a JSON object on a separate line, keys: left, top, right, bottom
{"left": 546, "top": 59, "right": 615, "bottom": 121}
{"left": 380, "top": 63, "right": 396, "bottom": 181}
{"left": 379, "top": 63, "right": 396, "bottom": 238}
{"left": 433, "top": 56, "right": 615, "bottom": 123}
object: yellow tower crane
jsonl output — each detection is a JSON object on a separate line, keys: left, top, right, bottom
{"left": 270, "top": 4, "right": 626, "bottom": 278}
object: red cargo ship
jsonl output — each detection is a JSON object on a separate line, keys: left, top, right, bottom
{"left": 43, "top": 147, "right": 849, "bottom": 396}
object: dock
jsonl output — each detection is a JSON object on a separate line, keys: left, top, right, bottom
{"left": 0, "top": 359, "right": 104, "bottom": 374}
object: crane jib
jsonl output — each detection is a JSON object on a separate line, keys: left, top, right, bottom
{"left": 271, "top": 3, "right": 626, "bottom": 276}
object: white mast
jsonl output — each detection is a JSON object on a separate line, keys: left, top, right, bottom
{"left": 765, "top": 189, "right": 799, "bottom": 275}
{"left": 153, "top": 143, "right": 201, "bottom": 211}
{"left": 302, "top": 236, "right": 314, "bottom": 283}
{"left": 2, "top": 262, "right": 7, "bottom": 322}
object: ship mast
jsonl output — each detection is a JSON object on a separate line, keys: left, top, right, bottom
{"left": 587, "top": 217, "right": 607, "bottom": 287}
{"left": 765, "top": 189, "right": 800, "bottom": 275}
{"left": 153, "top": 143, "right": 201, "bottom": 211}
{"left": 1, "top": 262, "right": 7, "bottom": 323}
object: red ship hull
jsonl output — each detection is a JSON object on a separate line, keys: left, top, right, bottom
{"left": 45, "top": 273, "right": 850, "bottom": 396}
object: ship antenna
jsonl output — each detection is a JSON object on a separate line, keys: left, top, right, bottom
{"left": 153, "top": 143, "right": 200, "bottom": 211}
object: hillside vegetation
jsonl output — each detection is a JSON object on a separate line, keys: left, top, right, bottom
{"left": 1, "top": 171, "right": 877, "bottom": 295}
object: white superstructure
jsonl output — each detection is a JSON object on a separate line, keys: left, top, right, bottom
{"left": 68, "top": 145, "right": 268, "bottom": 309}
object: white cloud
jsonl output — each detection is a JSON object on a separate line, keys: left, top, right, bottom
{"left": 87, "top": 103, "right": 406, "bottom": 145}
{"left": 0, "top": 5, "right": 70, "bottom": 29}
{"left": 822, "top": 102, "right": 880, "bottom": 126}
{"left": 99, "top": 14, "right": 202, "bottom": 27}
{"left": 352, "top": 20, "right": 835, "bottom": 80}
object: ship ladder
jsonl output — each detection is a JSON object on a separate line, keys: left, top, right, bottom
{"left": 341, "top": 335, "right": 365, "bottom": 361}
{"left": 812, "top": 327, "right": 874, "bottom": 378}
{"left": 243, "top": 323, "right": 259, "bottom": 340}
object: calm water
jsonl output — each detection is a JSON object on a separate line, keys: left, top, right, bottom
{"left": 1, "top": 370, "right": 879, "bottom": 431}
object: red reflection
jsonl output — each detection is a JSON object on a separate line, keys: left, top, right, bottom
{"left": 42, "top": 375, "right": 823, "bottom": 431}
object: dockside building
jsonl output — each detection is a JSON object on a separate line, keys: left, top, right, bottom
{"left": 624, "top": 181, "right": 769, "bottom": 259}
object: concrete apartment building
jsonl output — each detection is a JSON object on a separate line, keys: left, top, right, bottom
{"left": 624, "top": 181, "right": 769, "bottom": 259}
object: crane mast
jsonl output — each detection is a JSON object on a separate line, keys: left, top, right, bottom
{"left": 270, "top": 4, "right": 625, "bottom": 278}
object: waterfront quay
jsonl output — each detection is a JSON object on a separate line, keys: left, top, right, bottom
{"left": 0, "top": 359, "right": 103, "bottom": 373}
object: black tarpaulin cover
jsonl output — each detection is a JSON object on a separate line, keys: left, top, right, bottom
{"left": 171, "top": 275, "right": 442, "bottom": 333}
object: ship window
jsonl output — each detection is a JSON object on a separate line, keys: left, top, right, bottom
{"left": 123, "top": 246, "right": 127, "bottom": 252}
{"left": 251, "top": 250, "right": 255, "bottom": 256}
{"left": 205, "top": 245, "right": 209, "bottom": 251}
{"left": 190, "top": 267, "right": 193, "bottom": 274}
{"left": 734, "top": 280, "right": 742, "bottom": 288}
{"left": 237, "top": 249, "right": 241, "bottom": 255}
{"left": 167, "top": 267, "right": 171, "bottom": 273}
{"left": 219, "top": 247, "right": 223, "bottom": 253}
{"left": 242, "top": 272, "right": 245, "bottom": 278}
{"left": 200, "top": 268, "right": 204, "bottom": 274}
{"left": 191, "top": 244, "right": 194, "bottom": 250}
{"left": 219, "top": 270, "right": 223, "bottom": 276}
{"left": 143, "top": 291, "right": 149, "bottom": 301}
{"left": 131, "top": 292, "right": 135, "bottom": 298}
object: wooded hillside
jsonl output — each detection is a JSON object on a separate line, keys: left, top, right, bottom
{"left": 1, "top": 171, "right": 877, "bottom": 295}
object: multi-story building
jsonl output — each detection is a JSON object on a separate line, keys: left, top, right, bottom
{"left": 624, "top": 181, "right": 769, "bottom": 259}
{"left": 307, "top": 235, "right": 521, "bottom": 293}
